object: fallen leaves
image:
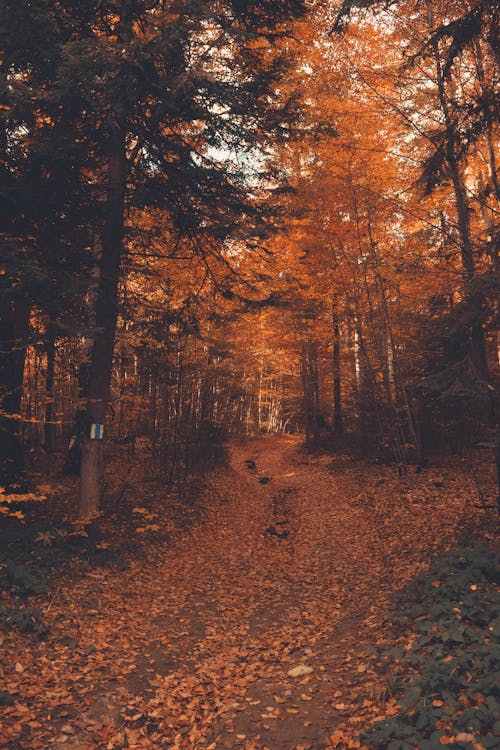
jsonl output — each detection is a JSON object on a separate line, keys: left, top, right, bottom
{"left": 1, "top": 436, "right": 487, "bottom": 749}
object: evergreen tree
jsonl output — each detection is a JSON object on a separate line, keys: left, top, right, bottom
{"left": 0, "top": 1, "right": 93, "bottom": 487}
{"left": 1, "top": 0, "right": 306, "bottom": 511}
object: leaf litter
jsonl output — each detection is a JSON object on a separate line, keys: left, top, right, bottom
{"left": 0, "top": 435, "right": 494, "bottom": 749}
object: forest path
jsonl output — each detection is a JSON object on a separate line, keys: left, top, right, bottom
{"left": 2, "top": 436, "right": 474, "bottom": 750}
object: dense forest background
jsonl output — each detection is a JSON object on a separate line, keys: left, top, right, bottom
{"left": 1, "top": 4, "right": 499, "bottom": 750}
{"left": 1, "top": 0, "right": 499, "bottom": 516}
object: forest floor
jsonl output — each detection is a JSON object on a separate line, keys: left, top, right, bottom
{"left": 0, "top": 436, "right": 497, "bottom": 750}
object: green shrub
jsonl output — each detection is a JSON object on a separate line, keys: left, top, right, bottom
{"left": 5, "top": 562, "right": 48, "bottom": 596}
{"left": 361, "top": 546, "right": 500, "bottom": 750}
{"left": 0, "top": 606, "right": 48, "bottom": 636}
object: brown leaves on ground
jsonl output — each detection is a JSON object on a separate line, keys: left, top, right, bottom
{"left": 0, "top": 436, "right": 491, "bottom": 750}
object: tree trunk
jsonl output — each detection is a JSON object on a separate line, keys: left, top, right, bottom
{"left": 311, "top": 340, "right": 320, "bottom": 443}
{"left": 432, "top": 26, "right": 499, "bottom": 505}
{"left": 79, "top": 128, "right": 128, "bottom": 517}
{"left": 352, "top": 317, "right": 361, "bottom": 417}
{"left": 474, "top": 39, "right": 500, "bottom": 202}
{"left": 43, "top": 324, "right": 56, "bottom": 453}
{"left": 301, "top": 338, "right": 312, "bottom": 446}
{"left": 332, "top": 304, "right": 343, "bottom": 436}
{"left": 433, "top": 32, "right": 486, "bottom": 368}
{"left": 0, "top": 294, "right": 30, "bottom": 488}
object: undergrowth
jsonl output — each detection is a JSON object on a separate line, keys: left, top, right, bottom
{"left": 361, "top": 546, "right": 499, "bottom": 750}
{"left": 0, "top": 520, "right": 115, "bottom": 637}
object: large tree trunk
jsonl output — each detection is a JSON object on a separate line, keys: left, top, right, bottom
{"left": 432, "top": 28, "right": 500, "bottom": 505}
{"left": 79, "top": 128, "right": 128, "bottom": 517}
{"left": 61, "top": 355, "right": 90, "bottom": 475}
{"left": 0, "top": 294, "right": 30, "bottom": 488}
{"left": 433, "top": 31, "right": 485, "bottom": 364}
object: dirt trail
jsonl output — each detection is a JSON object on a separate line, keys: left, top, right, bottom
{"left": 2, "top": 436, "right": 475, "bottom": 750}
